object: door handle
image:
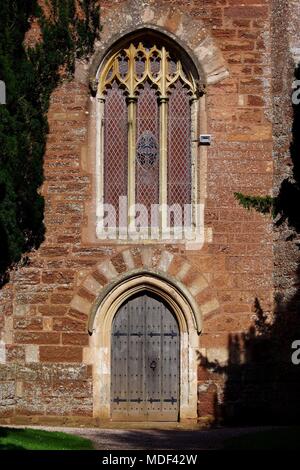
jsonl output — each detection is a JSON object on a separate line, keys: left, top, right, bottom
{"left": 150, "top": 360, "right": 157, "bottom": 371}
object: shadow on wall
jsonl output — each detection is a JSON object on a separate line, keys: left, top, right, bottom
{"left": 197, "top": 65, "right": 300, "bottom": 425}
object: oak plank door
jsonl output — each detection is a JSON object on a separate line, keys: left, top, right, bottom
{"left": 111, "top": 292, "right": 179, "bottom": 421}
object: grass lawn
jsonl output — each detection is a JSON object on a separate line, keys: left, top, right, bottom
{"left": 223, "top": 426, "right": 300, "bottom": 450}
{"left": 0, "top": 427, "right": 94, "bottom": 450}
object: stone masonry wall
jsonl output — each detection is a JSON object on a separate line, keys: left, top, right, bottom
{"left": 0, "top": 0, "right": 274, "bottom": 425}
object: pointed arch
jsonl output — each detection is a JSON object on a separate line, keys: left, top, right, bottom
{"left": 89, "top": 270, "right": 200, "bottom": 422}
{"left": 88, "top": 268, "right": 202, "bottom": 335}
{"left": 89, "top": 9, "right": 229, "bottom": 91}
{"left": 91, "top": 27, "right": 204, "bottom": 93}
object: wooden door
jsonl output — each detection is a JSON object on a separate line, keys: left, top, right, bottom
{"left": 111, "top": 292, "right": 179, "bottom": 421}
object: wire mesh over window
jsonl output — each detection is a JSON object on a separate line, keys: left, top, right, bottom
{"left": 103, "top": 81, "right": 128, "bottom": 226}
{"left": 135, "top": 82, "right": 160, "bottom": 228}
{"left": 167, "top": 81, "right": 192, "bottom": 227}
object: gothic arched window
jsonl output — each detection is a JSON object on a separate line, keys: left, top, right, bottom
{"left": 96, "top": 39, "right": 201, "bottom": 241}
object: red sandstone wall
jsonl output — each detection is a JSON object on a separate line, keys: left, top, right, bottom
{"left": 0, "top": 0, "right": 274, "bottom": 424}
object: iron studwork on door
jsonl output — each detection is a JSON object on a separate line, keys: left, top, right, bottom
{"left": 111, "top": 292, "right": 179, "bottom": 422}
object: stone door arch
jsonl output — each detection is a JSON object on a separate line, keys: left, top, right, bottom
{"left": 89, "top": 272, "right": 199, "bottom": 422}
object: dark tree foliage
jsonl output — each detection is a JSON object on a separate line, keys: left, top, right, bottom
{"left": 234, "top": 192, "right": 274, "bottom": 215}
{"left": 274, "top": 64, "right": 300, "bottom": 234}
{"left": 0, "top": 0, "right": 100, "bottom": 285}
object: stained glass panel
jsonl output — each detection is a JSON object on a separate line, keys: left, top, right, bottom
{"left": 104, "top": 81, "right": 128, "bottom": 226}
{"left": 101, "top": 42, "right": 196, "bottom": 238}
{"left": 135, "top": 51, "right": 146, "bottom": 79}
{"left": 167, "top": 81, "right": 192, "bottom": 227}
{"left": 135, "top": 82, "right": 160, "bottom": 228}
{"left": 150, "top": 52, "right": 161, "bottom": 79}
{"left": 118, "top": 52, "right": 129, "bottom": 78}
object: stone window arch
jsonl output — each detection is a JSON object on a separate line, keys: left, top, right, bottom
{"left": 95, "top": 32, "right": 205, "bottom": 244}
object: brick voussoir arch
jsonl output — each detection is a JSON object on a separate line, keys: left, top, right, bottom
{"left": 69, "top": 248, "right": 220, "bottom": 333}
{"left": 89, "top": 1, "right": 229, "bottom": 91}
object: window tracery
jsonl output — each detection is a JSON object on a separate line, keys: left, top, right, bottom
{"left": 97, "top": 40, "right": 200, "bottom": 240}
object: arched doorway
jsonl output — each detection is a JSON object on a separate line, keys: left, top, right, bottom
{"left": 111, "top": 291, "right": 180, "bottom": 421}
{"left": 90, "top": 271, "right": 200, "bottom": 423}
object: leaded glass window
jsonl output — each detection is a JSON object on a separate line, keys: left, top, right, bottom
{"left": 97, "top": 40, "right": 199, "bottom": 240}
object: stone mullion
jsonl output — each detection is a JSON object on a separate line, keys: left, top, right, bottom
{"left": 127, "top": 96, "right": 137, "bottom": 233}
{"left": 159, "top": 97, "right": 168, "bottom": 236}
{"left": 127, "top": 43, "right": 137, "bottom": 234}
{"left": 159, "top": 46, "right": 168, "bottom": 237}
